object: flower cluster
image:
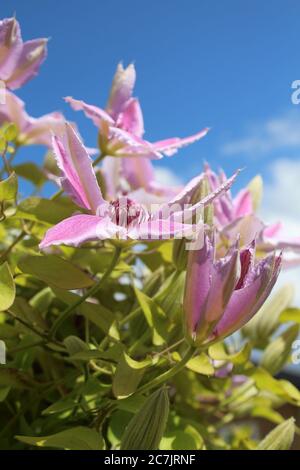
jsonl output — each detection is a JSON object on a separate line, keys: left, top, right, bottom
{"left": 1, "top": 16, "right": 299, "bottom": 348}
{"left": 1, "top": 14, "right": 300, "bottom": 452}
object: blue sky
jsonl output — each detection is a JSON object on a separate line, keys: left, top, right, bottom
{"left": 2, "top": 0, "right": 300, "bottom": 185}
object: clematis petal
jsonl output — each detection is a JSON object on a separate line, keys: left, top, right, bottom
{"left": 40, "top": 214, "right": 121, "bottom": 248}
{"left": 110, "top": 127, "right": 162, "bottom": 159}
{"left": 169, "top": 169, "right": 241, "bottom": 223}
{"left": 0, "top": 17, "right": 22, "bottom": 80}
{"left": 21, "top": 111, "right": 65, "bottom": 146}
{"left": 6, "top": 38, "right": 47, "bottom": 89}
{"left": 184, "top": 235, "right": 240, "bottom": 343}
{"left": 0, "top": 89, "right": 28, "bottom": 130}
{"left": 263, "top": 222, "right": 283, "bottom": 238}
{"left": 65, "top": 96, "right": 114, "bottom": 127}
{"left": 107, "top": 63, "right": 136, "bottom": 118}
{"left": 213, "top": 253, "right": 281, "bottom": 340}
{"left": 121, "top": 157, "right": 155, "bottom": 190}
{"left": 233, "top": 189, "right": 253, "bottom": 218}
{"left": 223, "top": 215, "right": 265, "bottom": 248}
{"left": 52, "top": 123, "right": 104, "bottom": 212}
{"left": 117, "top": 98, "right": 144, "bottom": 137}
{"left": 128, "top": 219, "right": 198, "bottom": 240}
{"left": 152, "top": 128, "right": 209, "bottom": 156}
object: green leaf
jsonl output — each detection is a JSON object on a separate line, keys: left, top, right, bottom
{"left": 18, "top": 255, "right": 94, "bottom": 290}
{"left": 260, "top": 324, "right": 299, "bottom": 375}
{"left": 160, "top": 426, "right": 204, "bottom": 450}
{"left": 15, "top": 197, "right": 77, "bottom": 225}
{"left": 245, "top": 367, "right": 300, "bottom": 404}
{"left": 187, "top": 354, "right": 214, "bottom": 376}
{"left": 121, "top": 387, "right": 169, "bottom": 450}
{"left": 0, "top": 172, "right": 18, "bottom": 201}
{"left": 155, "top": 271, "right": 185, "bottom": 319}
{"left": 52, "top": 287, "right": 117, "bottom": 336}
{"left": 0, "top": 368, "right": 34, "bottom": 389}
{"left": 29, "top": 287, "right": 54, "bottom": 313}
{"left": 0, "top": 262, "right": 15, "bottom": 311}
{"left": 113, "top": 352, "right": 152, "bottom": 398}
{"left": 64, "top": 336, "right": 89, "bottom": 356}
{"left": 242, "top": 285, "right": 294, "bottom": 345}
{"left": 14, "top": 163, "right": 46, "bottom": 188}
{"left": 209, "top": 341, "right": 251, "bottom": 365}
{"left": 42, "top": 398, "right": 79, "bottom": 415}
{"left": 257, "top": 418, "right": 295, "bottom": 450}
{"left": 4, "top": 123, "right": 18, "bottom": 142}
{"left": 16, "top": 426, "right": 104, "bottom": 450}
{"left": 279, "top": 307, "right": 300, "bottom": 323}
{"left": 247, "top": 174, "right": 263, "bottom": 211}
{"left": 134, "top": 286, "right": 167, "bottom": 346}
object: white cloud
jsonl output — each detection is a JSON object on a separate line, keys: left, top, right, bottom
{"left": 261, "top": 158, "right": 300, "bottom": 306}
{"left": 154, "top": 166, "right": 183, "bottom": 186}
{"left": 222, "top": 112, "right": 300, "bottom": 156}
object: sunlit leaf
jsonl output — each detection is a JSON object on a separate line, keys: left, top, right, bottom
{"left": 16, "top": 427, "right": 104, "bottom": 450}
{"left": 18, "top": 255, "right": 94, "bottom": 289}
{"left": 0, "top": 262, "right": 15, "bottom": 311}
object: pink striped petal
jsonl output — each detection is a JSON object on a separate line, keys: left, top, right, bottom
{"left": 52, "top": 123, "right": 104, "bottom": 212}
{"left": 128, "top": 219, "right": 197, "bottom": 240}
{"left": 213, "top": 253, "right": 281, "bottom": 339}
{"left": 263, "top": 222, "right": 283, "bottom": 238}
{"left": 0, "top": 17, "right": 22, "bottom": 81}
{"left": 107, "top": 63, "right": 136, "bottom": 118}
{"left": 153, "top": 128, "right": 209, "bottom": 156}
{"left": 40, "top": 214, "right": 120, "bottom": 248}
{"left": 65, "top": 96, "right": 114, "bottom": 127}
{"left": 117, "top": 98, "right": 144, "bottom": 137}
{"left": 233, "top": 189, "right": 253, "bottom": 217}
{"left": 6, "top": 39, "right": 47, "bottom": 89}
{"left": 23, "top": 111, "right": 65, "bottom": 146}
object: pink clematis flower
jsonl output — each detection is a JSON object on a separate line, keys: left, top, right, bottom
{"left": 0, "top": 17, "right": 47, "bottom": 90}
{"left": 65, "top": 63, "right": 209, "bottom": 161}
{"left": 184, "top": 234, "right": 281, "bottom": 345}
{"left": 0, "top": 90, "right": 64, "bottom": 147}
{"left": 40, "top": 124, "right": 239, "bottom": 248}
{"left": 102, "top": 155, "right": 181, "bottom": 203}
{"left": 204, "top": 164, "right": 300, "bottom": 264}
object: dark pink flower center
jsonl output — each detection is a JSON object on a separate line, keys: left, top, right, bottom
{"left": 109, "top": 198, "right": 146, "bottom": 227}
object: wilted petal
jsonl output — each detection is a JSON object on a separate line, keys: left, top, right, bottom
{"left": 40, "top": 214, "right": 120, "bottom": 248}
{"left": 65, "top": 96, "right": 114, "bottom": 127}
{"left": 6, "top": 38, "right": 47, "bottom": 89}
{"left": 52, "top": 123, "right": 104, "bottom": 212}
{"left": 107, "top": 63, "right": 136, "bottom": 118}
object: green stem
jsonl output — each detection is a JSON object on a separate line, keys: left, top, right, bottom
{"left": 0, "top": 230, "right": 26, "bottom": 264}
{"left": 93, "top": 153, "right": 107, "bottom": 166}
{"left": 1, "top": 143, "right": 11, "bottom": 176}
{"left": 48, "top": 246, "right": 122, "bottom": 339}
{"left": 136, "top": 344, "right": 196, "bottom": 395}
